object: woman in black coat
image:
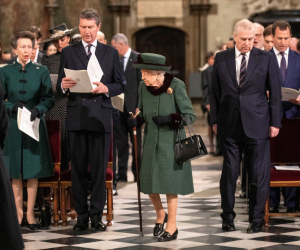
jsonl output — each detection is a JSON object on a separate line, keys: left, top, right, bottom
{"left": 0, "top": 80, "right": 24, "bottom": 250}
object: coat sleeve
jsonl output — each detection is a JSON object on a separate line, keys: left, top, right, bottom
{"left": 106, "top": 50, "right": 125, "bottom": 97}
{"left": 0, "top": 78, "right": 8, "bottom": 149}
{"left": 56, "top": 48, "right": 68, "bottom": 97}
{"left": 0, "top": 68, "right": 15, "bottom": 115}
{"left": 268, "top": 53, "right": 282, "bottom": 128}
{"left": 174, "top": 81, "right": 196, "bottom": 127}
{"left": 210, "top": 54, "right": 221, "bottom": 125}
{"left": 34, "top": 67, "right": 55, "bottom": 116}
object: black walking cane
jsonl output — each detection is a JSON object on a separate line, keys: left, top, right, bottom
{"left": 130, "top": 112, "right": 143, "bottom": 237}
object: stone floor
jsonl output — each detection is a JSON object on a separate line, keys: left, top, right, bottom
{"left": 21, "top": 103, "right": 300, "bottom": 250}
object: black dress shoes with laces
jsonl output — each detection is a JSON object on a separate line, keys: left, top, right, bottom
{"left": 73, "top": 220, "right": 89, "bottom": 231}
{"left": 158, "top": 229, "right": 178, "bottom": 242}
{"left": 269, "top": 206, "right": 279, "bottom": 213}
{"left": 222, "top": 219, "right": 235, "bottom": 231}
{"left": 91, "top": 221, "right": 107, "bottom": 231}
{"left": 247, "top": 222, "right": 264, "bottom": 233}
{"left": 153, "top": 212, "right": 168, "bottom": 236}
{"left": 287, "top": 207, "right": 298, "bottom": 213}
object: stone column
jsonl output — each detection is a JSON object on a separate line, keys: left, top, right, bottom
{"left": 109, "top": 0, "right": 130, "bottom": 35}
{"left": 190, "top": 0, "right": 211, "bottom": 70}
{"left": 45, "top": 0, "right": 59, "bottom": 28}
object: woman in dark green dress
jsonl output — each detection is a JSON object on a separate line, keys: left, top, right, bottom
{"left": 0, "top": 31, "right": 54, "bottom": 230}
{"left": 128, "top": 53, "right": 196, "bottom": 242}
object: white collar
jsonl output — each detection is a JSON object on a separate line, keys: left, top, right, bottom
{"left": 17, "top": 57, "right": 31, "bottom": 65}
{"left": 235, "top": 46, "right": 250, "bottom": 58}
{"left": 273, "top": 46, "right": 289, "bottom": 56}
{"left": 124, "top": 47, "right": 131, "bottom": 58}
{"left": 82, "top": 39, "right": 98, "bottom": 48}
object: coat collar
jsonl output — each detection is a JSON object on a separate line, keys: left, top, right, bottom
{"left": 244, "top": 47, "right": 260, "bottom": 85}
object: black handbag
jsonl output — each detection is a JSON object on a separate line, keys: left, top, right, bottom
{"left": 175, "top": 116, "right": 208, "bottom": 163}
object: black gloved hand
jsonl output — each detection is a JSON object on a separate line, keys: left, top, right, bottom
{"left": 152, "top": 115, "right": 170, "bottom": 126}
{"left": 12, "top": 102, "right": 24, "bottom": 114}
{"left": 29, "top": 108, "right": 39, "bottom": 121}
{"left": 127, "top": 116, "right": 137, "bottom": 128}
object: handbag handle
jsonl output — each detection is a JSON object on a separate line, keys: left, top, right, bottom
{"left": 177, "top": 126, "right": 185, "bottom": 148}
{"left": 183, "top": 116, "right": 196, "bottom": 143}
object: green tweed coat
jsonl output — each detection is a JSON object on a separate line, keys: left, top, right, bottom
{"left": 0, "top": 60, "right": 55, "bottom": 180}
{"left": 138, "top": 76, "right": 196, "bottom": 195}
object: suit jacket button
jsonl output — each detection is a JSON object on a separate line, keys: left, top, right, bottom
{"left": 240, "top": 95, "right": 242, "bottom": 97}
{"left": 83, "top": 98, "right": 85, "bottom": 101}
{"left": 154, "top": 100, "right": 157, "bottom": 103}
{"left": 94, "top": 100, "right": 96, "bottom": 102}
{"left": 154, "top": 110, "right": 156, "bottom": 113}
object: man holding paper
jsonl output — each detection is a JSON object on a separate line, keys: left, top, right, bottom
{"left": 269, "top": 20, "right": 300, "bottom": 214}
{"left": 57, "top": 9, "right": 124, "bottom": 231}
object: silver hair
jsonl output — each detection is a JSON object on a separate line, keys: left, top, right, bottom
{"left": 234, "top": 19, "right": 255, "bottom": 35}
{"left": 97, "top": 31, "right": 105, "bottom": 38}
{"left": 254, "top": 23, "right": 265, "bottom": 32}
{"left": 78, "top": 9, "right": 101, "bottom": 26}
{"left": 111, "top": 33, "right": 128, "bottom": 45}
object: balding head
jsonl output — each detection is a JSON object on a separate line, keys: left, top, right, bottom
{"left": 111, "top": 33, "right": 130, "bottom": 57}
{"left": 253, "top": 23, "right": 264, "bottom": 49}
{"left": 290, "top": 37, "right": 299, "bottom": 51}
{"left": 234, "top": 19, "right": 255, "bottom": 53}
{"left": 97, "top": 31, "right": 107, "bottom": 44}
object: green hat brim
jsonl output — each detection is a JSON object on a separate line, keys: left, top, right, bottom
{"left": 132, "top": 63, "right": 171, "bottom": 71}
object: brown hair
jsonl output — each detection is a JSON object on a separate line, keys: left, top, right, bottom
{"left": 205, "top": 51, "right": 214, "bottom": 63}
{"left": 272, "top": 20, "right": 292, "bottom": 36}
{"left": 25, "top": 26, "right": 42, "bottom": 40}
{"left": 78, "top": 9, "right": 101, "bottom": 26}
{"left": 10, "top": 31, "right": 36, "bottom": 49}
{"left": 263, "top": 24, "right": 273, "bottom": 37}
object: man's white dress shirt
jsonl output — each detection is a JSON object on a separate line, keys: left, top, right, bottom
{"left": 122, "top": 48, "right": 131, "bottom": 71}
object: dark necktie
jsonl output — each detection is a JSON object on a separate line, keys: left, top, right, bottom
{"left": 280, "top": 52, "right": 286, "bottom": 82}
{"left": 239, "top": 53, "right": 247, "bottom": 88}
{"left": 120, "top": 56, "right": 125, "bottom": 71}
{"left": 87, "top": 44, "right": 92, "bottom": 59}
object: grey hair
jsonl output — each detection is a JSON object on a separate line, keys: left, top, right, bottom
{"left": 234, "top": 19, "right": 255, "bottom": 35}
{"left": 78, "top": 9, "right": 101, "bottom": 26}
{"left": 10, "top": 30, "right": 35, "bottom": 50}
{"left": 111, "top": 33, "right": 128, "bottom": 45}
{"left": 97, "top": 31, "right": 105, "bottom": 38}
{"left": 254, "top": 23, "right": 264, "bottom": 32}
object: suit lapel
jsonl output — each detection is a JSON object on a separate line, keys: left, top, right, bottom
{"left": 285, "top": 49, "right": 296, "bottom": 86}
{"left": 95, "top": 41, "right": 107, "bottom": 67}
{"left": 226, "top": 48, "right": 239, "bottom": 91}
{"left": 74, "top": 42, "right": 89, "bottom": 67}
{"left": 125, "top": 51, "right": 134, "bottom": 73}
{"left": 270, "top": 48, "right": 284, "bottom": 86}
{"left": 244, "top": 48, "right": 259, "bottom": 85}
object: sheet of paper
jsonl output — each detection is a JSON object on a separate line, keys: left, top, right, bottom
{"left": 281, "top": 87, "right": 299, "bottom": 101}
{"left": 87, "top": 53, "right": 103, "bottom": 88}
{"left": 50, "top": 74, "right": 58, "bottom": 90}
{"left": 111, "top": 93, "right": 124, "bottom": 112}
{"left": 64, "top": 68, "right": 93, "bottom": 93}
{"left": 17, "top": 107, "right": 40, "bottom": 141}
{"left": 275, "top": 166, "right": 300, "bottom": 171}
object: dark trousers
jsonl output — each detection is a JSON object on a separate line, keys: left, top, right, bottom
{"left": 220, "top": 117, "right": 270, "bottom": 223}
{"left": 269, "top": 187, "right": 298, "bottom": 208}
{"left": 69, "top": 131, "right": 111, "bottom": 223}
{"left": 116, "top": 112, "right": 141, "bottom": 180}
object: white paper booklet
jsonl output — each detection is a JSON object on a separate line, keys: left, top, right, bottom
{"left": 64, "top": 53, "right": 104, "bottom": 93}
{"left": 281, "top": 87, "right": 299, "bottom": 101}
{"left": 111, "top": 93, "right": 125, "bottom": 112}
{"left": 50, "top": 74, "right": 58, "bottom": 90}
{"left": 17, "top": 107, "right": 40, "bottom": 141}
{"left": 275, "top": 166, "right": 300, "bottom": 171}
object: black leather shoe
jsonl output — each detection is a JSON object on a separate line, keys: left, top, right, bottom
{"left": 153, "top": 213, "right": 168, "bottom": 236}
{"left": 222, "top": 219, "right": 235, "bottom": 231}
{"left": 287, "top": 207, "right": 298, "bottom": 213}
{"left": 247, "top": 222, "right": 264, "bottom": 233}
{"left": 28, "top": 223, "right": 40, "bottom": 230}
{"left": 269, "top": 206, "right": 279, "bottom": 213}
{"left": 73, "top": 220, "right": 89, "bottom": 231}
{"left": 158, "top": 229, "right": 178, "bottom": 242}
{"left": 91, "top": 221, "right": 107, "bottom": 231}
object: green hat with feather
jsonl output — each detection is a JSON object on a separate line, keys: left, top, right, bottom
{"left": 132, "top": 53, "right": 172, "bottom": 71}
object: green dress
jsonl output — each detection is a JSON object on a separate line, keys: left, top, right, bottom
{"left": 0, "top": 60, "right": 55, "bottom": 180}
{"left": 138, "top": 76, "right": 196, "bottom": 195}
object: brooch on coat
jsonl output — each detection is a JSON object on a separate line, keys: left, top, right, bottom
{"left": 167, "top": 87, "right": 173, "bottom": 94}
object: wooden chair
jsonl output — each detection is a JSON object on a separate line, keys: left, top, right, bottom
{"left": 60, "top": 131, "right": 114, "bottom": 226}
{"left": 23, "top": 120, "right": 61, "bottom": 226}
{"left": 264, "top": 119, "right": 300, "bottom": 226}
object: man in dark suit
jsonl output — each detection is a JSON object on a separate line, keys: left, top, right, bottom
{"left": 56, "top": 9, "right": 124, "bottom": 231}
{"left": 210, "top": 19, "right": 282, "bottom": 233}
{"left": 111, "top": 33, "right": 142, "bottom": 182}
{"left": 0, "top": 81, "right": 24, "bottom": 250}
{"left": 269, "top": 20, "right": 300, "bottom": 214}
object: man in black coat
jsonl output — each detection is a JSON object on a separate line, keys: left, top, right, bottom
{"left": 111, "top": 33, "right": 142, "bottom": 182}
{"left": 56, "top": 9, "right": 124, "bottom": 231}
{"left": 210, "top": 19, "right": 282, "bottom": 233}
{"left": 0, "top": 80, "right": 24, "bottom": 249}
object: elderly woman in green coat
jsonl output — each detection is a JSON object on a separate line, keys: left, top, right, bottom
{"left": 128, "top": 53, "right": 195, "bottom": 242}
{"left": 0, "top": 31, "right": 54, "bottom": 230}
